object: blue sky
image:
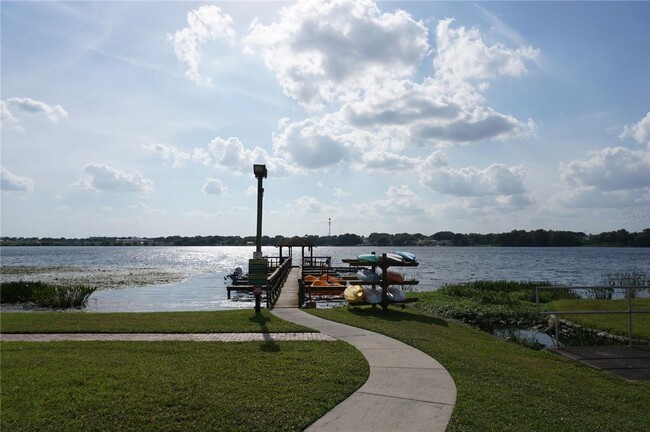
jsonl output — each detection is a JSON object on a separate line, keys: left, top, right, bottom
{"left": 1, "top": 1, "right": 649, "bottom": 238}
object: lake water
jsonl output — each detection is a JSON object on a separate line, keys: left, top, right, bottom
{"left": 1, "top": 246, "right": 648, "bottom": 312}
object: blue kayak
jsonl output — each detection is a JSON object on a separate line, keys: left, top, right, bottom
{"left": 395, "top": 251, "right": 417, "bottom": 262}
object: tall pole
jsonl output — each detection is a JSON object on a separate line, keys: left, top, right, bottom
{"left": 252, "top": 164, "right": 267, "bottom": 314}
{"left": 256, "top": 176, "right": 264, "bottom": 254}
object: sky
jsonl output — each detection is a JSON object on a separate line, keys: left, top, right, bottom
{"left": 1, "top": 0, "right": 649, "bottom": 238}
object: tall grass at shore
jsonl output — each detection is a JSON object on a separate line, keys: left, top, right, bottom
{"left": 413, "top": 280, "right": 577, "bottom": 331}
{"left": 0, "top": 281, "right": 96, "bottom": 308}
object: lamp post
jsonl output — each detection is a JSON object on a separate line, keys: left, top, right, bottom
{"left": 252, "top": 164, "right": 267, "bottom": 314}
{"left": 253, "top": 164, "right": 267, "bottom": 254}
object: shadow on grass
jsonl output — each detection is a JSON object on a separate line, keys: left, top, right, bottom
{"left": 345, "top": 306, "right": 448, "bottom": 328}
{"left": 249, "top": 313, "right": 280, "bottom": 352}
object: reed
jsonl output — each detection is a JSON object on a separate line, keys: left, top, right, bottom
{"left": 0, "top": 281, "right": 96, "bottom": 308}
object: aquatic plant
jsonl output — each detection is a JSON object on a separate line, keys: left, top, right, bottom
{"left": 0, "top": 281, "right": 96, "bottom": 308}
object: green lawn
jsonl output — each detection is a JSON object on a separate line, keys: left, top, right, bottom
{"left": 548, "top": 298, "right": 650, "bottom": 340}
{"left": 1, "top": 340, "right": 367, "bottom": 432}
{"left": 309, "top": 306, "right": 650, "bottom": 432}
{"left": 0, "top": 309, "right": 313, "bottom": 333}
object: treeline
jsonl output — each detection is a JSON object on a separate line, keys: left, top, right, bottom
{"left": 1, "top": 228, "right": 649, "bottom": 247}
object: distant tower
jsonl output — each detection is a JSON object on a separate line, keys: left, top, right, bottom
{"left": 328, "top": 218, "right": 331, "bottom": 237}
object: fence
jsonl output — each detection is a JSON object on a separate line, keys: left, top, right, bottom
{"left": 536, "top": 285, "right": 650, "bottom": 347}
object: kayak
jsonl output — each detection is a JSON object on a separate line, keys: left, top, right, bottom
{"left": 386, "top": 287, "right": 406, "bottom": 302}
{"left": 384, "top": 253, "right": 405, "bottom": 264}
{"left": 357, "top": 253, "right": 379, "bottom": 263}
{"left": 386, "top": 271, "right": 404, "bottom": 284}
{"left": 356, "top": 269, "right": 381, "bottom": 283}
{"left": 343, "top": 285, "right": 364, "bottom": 303}
{"left": 395, "top": 251, "right": 417, "bottom": 262}
{"left": 362, "top": 287, "right": 382, "bottom": 304}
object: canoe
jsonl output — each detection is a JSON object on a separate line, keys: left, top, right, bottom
{"left": 356, "top": 269, "right": 381, "bottom": 283}
{"left": 319, "top": 274, "right": 342, "bottom": 284}
{"left": 362, "top": 287, "right": 382, "bottom": 304}
{"left": 395, "top": 251, "right": 417, "bottom": 262}
{"left": 343, "top": 285, "right": 364, "bottom": 303}
{"left": 357, "top": 253, "right": 379, "bottom": 263}
{"left": 387, "top": 287, "right": 406, "bottom": 302}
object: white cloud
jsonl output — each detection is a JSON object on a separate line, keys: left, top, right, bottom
{"left": 551, "top": 187, "right": 649, "bottom": 209}
{"left": 4, "top": 97, "right": 68, "bottom": 122}
{"left": 372, "top": 185, "right": 428, "bottom": 215}
{"left": 333, "top": 187, "right": 350, "bottom": 197}
{"left": 359, "top": 149, "right": 421, "bottom": 171}
{"left": 195, "top": 136, "right": 301, "bottom": 176}
{"left": 202, "top": 178, "right": 228, "bottom": 195}
{"left": 128, "top": 202, "right": 165, "bottom": 214}
{"left": 245, "top": 0, "right": 429, "bottom": 110}
{"left": 272, "top": 115, "right": 354, "bottom": 169}
{"left": 73, "top": 163, "right": 154, "bottom": 193}
{"left": 434, "top": 18, "right": 539, "bottom": 82}
{"left": 560, "top": 147, "right": 650, "bottom": 191}
{"left": 146, "top": 143, "right": 190, "bottom": 169}
{"left": 1, "top": 166, "right": 34, "bottom": 192}
{"left": 292, "top": 195, "right": 341, "bottom": 214}
{"left": 168, "top": 5, "right": 235, "bottom": 86}
{"left": 420, "top": 162, "right": 528, "bottom": 197}
{"left": 1, "top": 100, "right": 20, "bottom": 129}
{"left": 620, "top": 112, "right": 650, "bottom": 147}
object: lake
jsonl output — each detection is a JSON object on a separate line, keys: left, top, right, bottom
{"left": 1, "top": 246, "right": 649, "bottom": 312}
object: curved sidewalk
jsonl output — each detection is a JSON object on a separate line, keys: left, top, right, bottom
{"left": 271, "top": 307, "right": 456, "bottom": 432}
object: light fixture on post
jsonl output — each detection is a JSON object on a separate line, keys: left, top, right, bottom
{"left": 251, "top": 164, "right": 267, "bottom": 314}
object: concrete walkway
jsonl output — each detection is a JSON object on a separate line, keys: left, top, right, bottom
{"left": 271, "top": 307, "right": 456, "bottom": 432}
{"left": 551, "top": 345, "right": 650, "bottom": 381}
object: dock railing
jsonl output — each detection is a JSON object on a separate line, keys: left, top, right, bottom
{"left": 536, "top": 285, "right": 650, "bottom": 347}
{"left": 266, "top": 257, "right": 292, "bottom": 307}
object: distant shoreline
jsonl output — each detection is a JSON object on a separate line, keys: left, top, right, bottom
{"left": 2, "top": 227, "right": 649, "bottom": 248}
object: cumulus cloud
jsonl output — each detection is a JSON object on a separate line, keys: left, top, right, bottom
{"left": 186, "top": 1, "right": 539, "bottom": 174}
{"left": 3, "top": 97, "right": 68, "bottom": 123}
{"left": 560, "top": 147, "right": 650, "bottom": 191}
{"left": 551, "top": 146, "right": 650, "bottom": 211}
{"left": 372, "top": 185, "right": 428, "bottom": 215}
{"left": 202, "top": 178, "right": 228, "bottom": 195}
{"left": 146, "top": 143, "right": 190, "bottom": 169}
{"left": 420, "top": 162, "right": 528, "bottom": 197}
{"left": 333, "top": 187, "right": 350, "bottom": 197}
{"left": 434, "top": 18, "right": 539, "bottom": 82}
{"left": 1, "top": 100, "right": 20, "bottom": 129}
{"left": 292, "top": 195, "right": 341, "bottom": 214}
{"left": 245, "top": 0, "right": 429, "bottom": 110}
{"left": 168, "top": 5, "right": 235, "bottom": 86}
{"left": 128, "top": 202, "right": 165, "bottom": 214}
{"left": 620, "top": 112, "right": 650, "bottom": 147}
{"left": 551, "top": 187, "right": 649, "bottom": 209}
{"left": 1, "top": 166, "right": 34, "bottom": 192}
{"left": 195, "top": 136, "right": 301, "bottom": 176}
{"left": 73, "top": 163, "right": 153, "bottom": 193}
{"left": 272, "top": 115, "right": 353, "bottom": 169}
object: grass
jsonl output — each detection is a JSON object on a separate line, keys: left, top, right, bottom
{"left": 0, "top": 309, "right": 314, "bottom": 333}
{"left": 549, "top": 298, "right": 650, "bottom": 341}
{"left": 309, "top": 306, "right": 650, "bottom": 432}
{"left": 1, "top": 340, "right": 368, "bottom": 432}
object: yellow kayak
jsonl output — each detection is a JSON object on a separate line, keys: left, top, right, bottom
{"left": 343, "top": 285, "right": 364, "bottom": 303}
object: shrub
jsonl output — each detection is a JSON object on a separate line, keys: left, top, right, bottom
{"left": 0, "top": 281, "right": 96, "bottom": 308}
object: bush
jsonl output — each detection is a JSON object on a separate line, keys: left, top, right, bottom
{"left": 415, "top": 280, "right": 577, "bottom": 332}
{"left": 0, "top": 281, "right": 96, "bottom": 308}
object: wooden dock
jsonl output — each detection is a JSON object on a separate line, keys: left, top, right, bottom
{"left": 273, "top": 267, "right": 301, "bottom": 308}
